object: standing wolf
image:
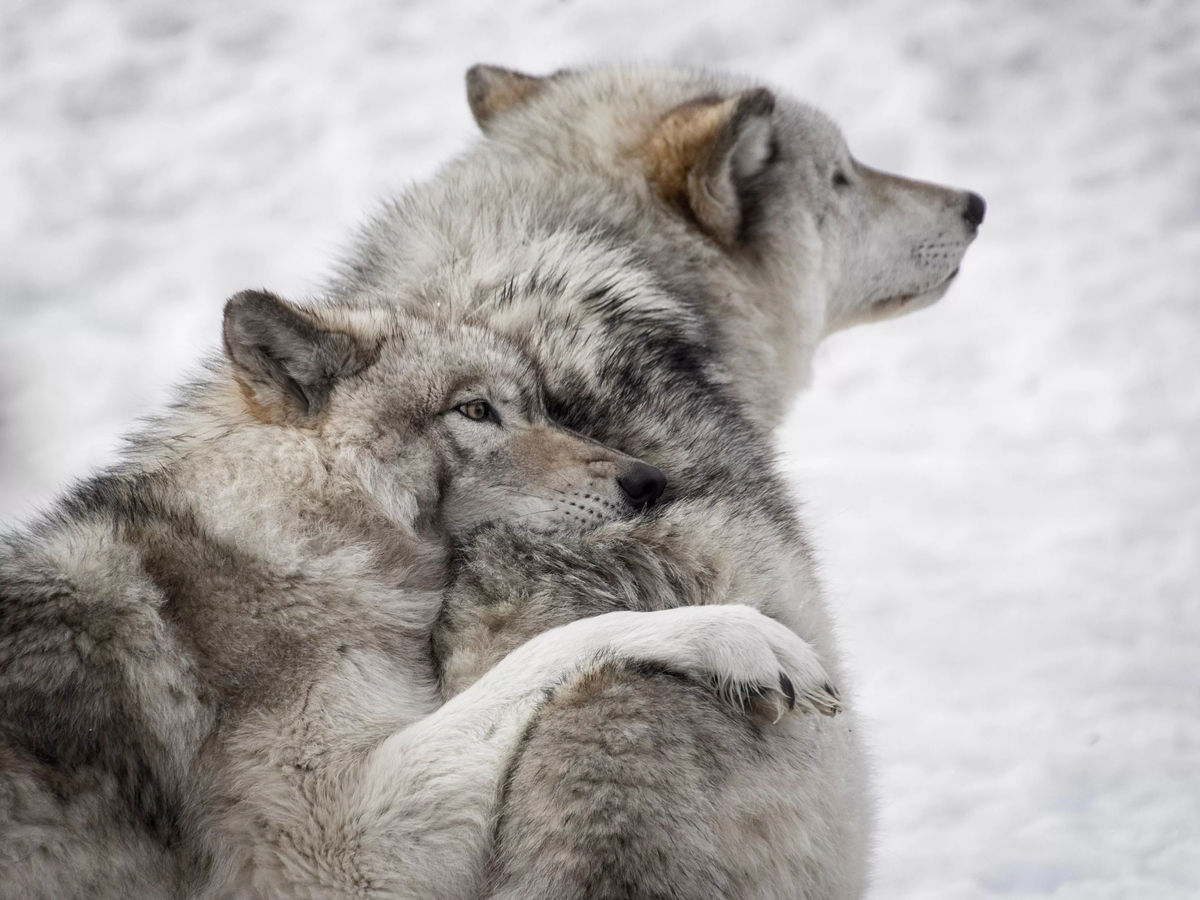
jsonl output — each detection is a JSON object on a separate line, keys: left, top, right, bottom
{"left": 361, "top": 63, "right": 984, "bottom": 899}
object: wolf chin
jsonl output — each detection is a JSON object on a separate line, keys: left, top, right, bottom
{"left": 0, "top": 63, "right": 983, "bottom": 899}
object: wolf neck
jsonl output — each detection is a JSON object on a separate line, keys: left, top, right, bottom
{"left": 708, "top": 246, "right": 827, "bottom": 428}
{"left": 733, "top": 215, "right": 830, "bottom": 424}
{"left": 340, "top": 153, "right": 824, "bottom": 432}
{"left": 486, "top": 134, "right": 831, "bottom": 429}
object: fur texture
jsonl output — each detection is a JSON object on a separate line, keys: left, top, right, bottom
{"left": 0, "top": 295, "right": 834, "bottom": 899}
{"left": 0, "top": 62, "right": 983, "bottom": 898}
{"left": 385, "top": 63, "right": 983, "bottom": 899}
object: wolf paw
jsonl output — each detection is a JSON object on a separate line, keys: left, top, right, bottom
{"left": 613, "top": 604, "right": 841, "bottom": 723}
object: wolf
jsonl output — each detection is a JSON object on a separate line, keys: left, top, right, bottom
{"left": 0, "top": 290, "right": 839, "bottom": 898}
{"left": 343, "top": 63, "right": 984, "bottom": 898}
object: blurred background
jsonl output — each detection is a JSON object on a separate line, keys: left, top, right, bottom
{"left": 1, "top": 1, "right": 1196, "bottom": 897}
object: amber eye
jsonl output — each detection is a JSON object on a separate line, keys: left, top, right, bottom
{"left": 457, "top": 400, "right": 495, "bottom": 423}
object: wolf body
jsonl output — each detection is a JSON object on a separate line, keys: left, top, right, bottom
{"left": 359, "top": 64, "right": 984, "bottom": 899}
{"left": 0, "top": 292, "right": 836, "bottom": 898}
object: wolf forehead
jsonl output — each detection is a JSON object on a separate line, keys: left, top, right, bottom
{"left": 358, "top": 314, "right": 539, "bottom": 404}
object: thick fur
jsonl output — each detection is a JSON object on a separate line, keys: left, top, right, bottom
{"left": 0, "top": 296, "right": 837, "bottom": 898}
{"left": 367, "top": 64, "right": 984, "bottom": 899}
{"left": 0, "top": 62, "right": 983, "bottom": 899}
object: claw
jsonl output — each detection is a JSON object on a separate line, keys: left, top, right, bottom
{"left": 772, "top": 700, "right": 785, "bottom": 725}
{"left": 810, "top": 689, "right": 842, "bottom": 717}
{"left": 779, "top": 672, "right": 796, "bottom": 711}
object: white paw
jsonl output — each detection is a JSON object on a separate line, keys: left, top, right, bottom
{"left": 610, "top": 604, "right": 842, "bottom": 721}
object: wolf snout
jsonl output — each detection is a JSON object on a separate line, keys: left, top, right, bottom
{"left": 617, "top": 462, "right": 667, "bottom": 511}
{"left": 963, "top": 191, "right": 987, "bottom": 228}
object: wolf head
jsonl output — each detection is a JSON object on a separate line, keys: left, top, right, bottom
{"left": 221, "top": 289, "right": 665, "bottom": 540}
{"left": 464, "top": 63, "right": 983, "bottom": 347}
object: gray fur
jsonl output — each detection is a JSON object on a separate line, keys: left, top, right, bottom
{"left": 1, "top": 298, "right": 832, "bottom": 898}
{"left": 0, "top": 61, "right": 982, "bottom": 898}
{"left": 399, "top": 63, "right": 983, "bottom": 899}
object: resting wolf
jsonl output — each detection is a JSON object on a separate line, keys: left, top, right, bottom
{"left": 370, "top": 64, "right": 984, "bottom": 898}
{"left": 0, "top": 62, "right": 983, "bottom": 898}
{"left": 0, "top": 291, "right": 837, "bottom": 898}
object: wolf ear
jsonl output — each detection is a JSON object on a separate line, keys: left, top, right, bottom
{"left": 640, "top": 88, "right": 776, "bottom": 245}
{"left": 466, "top": 64, "right": 547, "bottom": 132}
{"left": 222, "top": 290, "right": 371, "bottom": 423}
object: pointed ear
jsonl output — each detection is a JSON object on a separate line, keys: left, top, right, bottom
{"left": 639, "top": 88, "right": 776, "bottom": 245}
{"left": 222, "top": 290, "right": 372, "bottom": 423}
{"left": 465, "top": 64, "right": 547, "bottom": 132}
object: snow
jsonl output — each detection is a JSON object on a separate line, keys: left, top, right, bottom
{"left": 1, "top": 1, "right": 1197, "bottom": 897}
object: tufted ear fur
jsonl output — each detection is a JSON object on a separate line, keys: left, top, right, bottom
{"left": 222, "top": 290, "right": 372, "bottom": 424}
{"left": 465, "top": 64, "right": 548, "bottom": 132}
{"left": 639, "top": 88, "right": 776, "bottom": 245}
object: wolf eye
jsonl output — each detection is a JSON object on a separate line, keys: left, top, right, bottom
{"left": 457, "top": 400, "right": 497, "bottom": 423}
{"left": 832, "top": 170, "right": 850, "bottom": 188}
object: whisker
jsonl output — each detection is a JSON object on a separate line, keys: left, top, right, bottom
{"left": 510, "top": 508, "right": 559, "bottom": 522}
{"left": 494, "top": 486, "right": 561, "bottom": 503}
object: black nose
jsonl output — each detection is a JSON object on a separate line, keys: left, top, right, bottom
{"left": 964, "top": 191, "right": 987, "bottom": 228}
{"left": 617, "top": 462, "right": 667, "bottom": 511}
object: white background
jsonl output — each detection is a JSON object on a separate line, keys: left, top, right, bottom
{"left": 1, "top": 2, "right": 1196, "bottom": 897}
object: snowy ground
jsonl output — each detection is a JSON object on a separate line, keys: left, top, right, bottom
{"left": 1, "top": 1, "right": 1197, "bottom": 897}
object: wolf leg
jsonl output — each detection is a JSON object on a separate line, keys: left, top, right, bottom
{"left": 437, "top": 499, "right": 837, "bottom": 702}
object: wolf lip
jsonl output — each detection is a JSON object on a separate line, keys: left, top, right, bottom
{"left": 871, "top": 270, "right": 959, "bottom": 311}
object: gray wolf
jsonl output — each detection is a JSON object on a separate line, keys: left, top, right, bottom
{"left": 372, "top": 63, "right": 983, "bottom": 898}
{"left": 0, "top": 291, "right": 838, "bottom": 898}
{"left": 0, "top": 59, "right": 983, "bottom": 898}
